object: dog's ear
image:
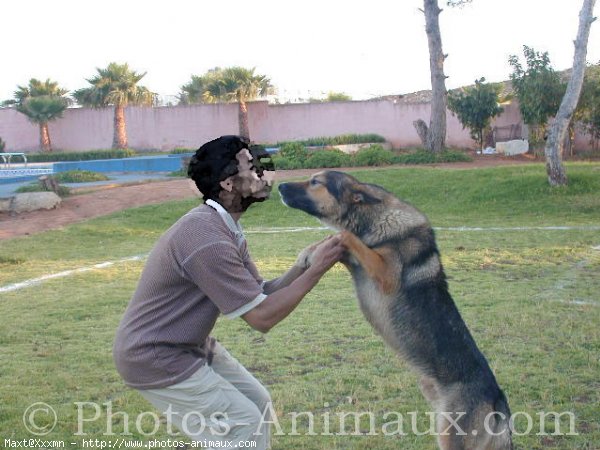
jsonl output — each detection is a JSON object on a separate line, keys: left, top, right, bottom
{"left": 351, "top": 190, "right": 381, "bottom": 205}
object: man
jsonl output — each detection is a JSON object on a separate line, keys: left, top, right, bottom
{"left": 113, "top": 135, "right": 344, "bottom": 449}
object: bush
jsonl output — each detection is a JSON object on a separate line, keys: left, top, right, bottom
{"left": 170, "top": 148, "right": 195, "bottom": 154}
{"left": 328, "top": 133, "right": 385, "bottom": 146}
{"left": 278, "top": 142, "right": 309, "bottom": 164}
{"left": 271, "top": 155, "right": 304, "bottom": 170}
{"left": 353, "top": 145, "right": 396, "bottom": 166}
{"left": 274, "top": 134, "right": 386, "bottom": 148}
{"left": 270, "top": 146, "right": 471, "bottom": 170}
{"left": 305, "top": 149, "right": 352, "bottom": 168}
{"left": 395, "top": 149, "right": 473, "bottom": 165}
{"left": 26, "top": 149, "right": 136, "bottom": 163}
{"left": 53, "top": 170, "right": 109, "bottom": 183}
{"left": 16, "top": 182, "right": 70, "bottom": 197}
{"left": 438, "top": 150, "right": 473, "bottom": 163}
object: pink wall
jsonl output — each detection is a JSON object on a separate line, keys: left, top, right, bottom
{"left": 250, "top": 100, "right": 477, "bottom": 149}
{"left": 0, "top": 99, "right": 594, "bottom": 152}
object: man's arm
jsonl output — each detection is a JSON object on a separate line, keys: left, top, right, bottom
{"left": 242, "top": 235, "right": 344, "bottom": 333}
{"left": 261, "top": 236, "right": 332, "bottom": 294}
{"left": 262, "top": 265, "right": 306, "bottom": 295}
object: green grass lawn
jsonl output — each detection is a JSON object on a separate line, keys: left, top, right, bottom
{"left": 0, "top": 163, "right": 599, "bottom": 449}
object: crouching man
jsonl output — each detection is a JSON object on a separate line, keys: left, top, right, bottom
{"left": 113, "top": 135, "right": 344, "bottom": 449}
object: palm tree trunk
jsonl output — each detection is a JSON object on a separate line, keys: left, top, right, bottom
{"left": 39, "top": 122, "right": 52, "bottom": 152}
{"left": 544, "top": 0, "right": 595, "bottom": 186}
{"left": 113, "top": 105, "right": 128, "bottom": 149}
{"left": 238, "top": 99, "right": 250, "bottom": 141}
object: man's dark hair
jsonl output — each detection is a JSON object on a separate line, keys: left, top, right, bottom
{"left": 187, "top": 135, "right": 250, "bottom": 201}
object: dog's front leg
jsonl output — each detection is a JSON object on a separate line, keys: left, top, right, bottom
{"left": 340, "top": 231, "right": 397, "bottom": 294}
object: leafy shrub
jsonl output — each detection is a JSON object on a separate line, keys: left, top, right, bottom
{"left": 270, "top": 146, "right": 471, "bottom": 170}
{"left": 170, "top": 148, "right": 195, "bottom": 154}
{"left": 271, "top": 155, "right": 304, "bottom": 170}
{"left": 328, "top": 134, "right": 385, "bottom": 146}
{"left": 26, "top": 149, "right": 136, "bottom": 163}
{"left": 353, "top": 145, "right": 396, "bottom": 166}
{"left": 437, "top": 150, "right": 473, "bottom": 163}
{"left": 394, "top": 149, "right": 472, "bottom": 164}
{"left": 394, "top": 151, "right": 438, "bottom": 165}
{"left": 53, "top": 170, "right": 109, "bottom": 183}
{"left": 274, "top": 134, "right": 386, "bottom": 147}
{"left": 278, "top": 142, "right": 309, "bottom": 164}
{"left": 16, "top": 182, "right": 70, "bottom": 196}
{"left": 305, "top": 149, "right": 352, "bottom": 168}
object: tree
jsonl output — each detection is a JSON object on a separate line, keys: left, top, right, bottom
{"left": 202, "top": 66, "right": 274, "bottom": 141}
{"left": 576, "top": 64, "right": 600, "bottom": 149}
{"left": 73, "top": 62, "right": 154, "bottom": 149}
{"left": 178, "top": 68, "right": 222, "bottom": 105}
{"left": 3, "top": 79, "right": 69, "bottom": 152}
{"left": 508, "top": 46, "right": 565, "bottom": 144}
{"left": 544, "top": 0, "right": 596, "bottom": 186}
{"left": 448, "top": 78, "right": 503, "bottom": 150}
{"left": 413, "top": 0, "right": 448, "bottom": 153}
{"left": 326, "top": 91, "right": 352, "bottom": 102}
{"left": 413, "top": 0, "right": 471, "bottom": 153}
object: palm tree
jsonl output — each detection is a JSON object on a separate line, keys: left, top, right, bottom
{"left": 73, "top": 62, "right": 154, "bottom": 149}
{"left": 203, "top": 67, "right": 274, "bottom": 140}
{"left": 178, "top": 68, "right": 223, "bottom": 105}
{"left": 3, "top": 79, "right": 69, "bottom": 152}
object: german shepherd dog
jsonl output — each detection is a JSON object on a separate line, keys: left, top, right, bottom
{"left": 279, "top": 171, "right": 513, "bottom": 450}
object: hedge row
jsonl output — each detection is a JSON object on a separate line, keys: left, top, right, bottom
{"left": 272, "top": 144, "right": 472, "bottom": 170}
{"left": 272, "top": 133, "right": 386, "bottom": 148}
{"left": 25, "top": 149, "right": 136, "bottom": 163}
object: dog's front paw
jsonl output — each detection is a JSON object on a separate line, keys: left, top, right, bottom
{"left": 339, "top": 230, "right": 354, "bottom": 248}
{"left": 295, "top": 246, "right": 314, "bottom": 270}
{"left": 295, "top": 236, "right": 333, "bottom": 269}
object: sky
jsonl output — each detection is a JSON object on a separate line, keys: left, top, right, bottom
{"left": 0, "top": 0, "right": 598, "bottom": 103}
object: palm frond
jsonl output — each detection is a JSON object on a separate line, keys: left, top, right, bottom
{"left": 17, "top": 95, "right": 68, "bottom": 124}
{"left": 74, "top": 62, "right": 151, "bottom": 107}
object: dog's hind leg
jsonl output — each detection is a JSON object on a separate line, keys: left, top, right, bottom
{"left": 419, "top": 376, "right": 441, "bottom": 407}
{"left": 437, "top": 397, "right": 513, "bottom": 450}
{"left": 339, "top": 231, "right": 397, "bottom": 294}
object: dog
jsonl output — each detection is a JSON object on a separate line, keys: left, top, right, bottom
{"left": 279, "top": 170, "right": 513, "bottom": 450}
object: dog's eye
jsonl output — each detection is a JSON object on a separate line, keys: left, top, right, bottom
{"left": 310, "top": 178, "right": 320, "bottom": 186}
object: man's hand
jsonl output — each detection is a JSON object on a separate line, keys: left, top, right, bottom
{"left": 305, "top": 234, "right": 345, "bottom": 275}
{"left": 295, "top": 234, "right": 344, "bottom": 270}
{"left": 243, "top": 233, "right": 345, "bottom": 333}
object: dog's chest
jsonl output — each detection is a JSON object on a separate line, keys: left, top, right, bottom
{"left": 350, "top": 268, "right": 397, "bottom": 346}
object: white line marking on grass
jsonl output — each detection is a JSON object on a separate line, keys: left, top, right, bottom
{"left": 436, "top": 226, "right": 600, "bottom": 232}
{"left": 1, "top": 225, "right": 598, "bottom": 294}
{"left": 245, "top": 226, "right": 328, "bottom": 234}
{"left": 244, "top": 225, "right": 600, "bottom": 233}
{"left": 0, "top": 255, "right": 146, "bottom": 294}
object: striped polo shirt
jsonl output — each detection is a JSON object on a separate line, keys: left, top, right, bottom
{"left": 113, "top": 202, "right": 265, "bottom": 389}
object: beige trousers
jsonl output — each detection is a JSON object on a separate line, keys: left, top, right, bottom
{"left": 138, "top": 342, "right": 272, "bottom": 450}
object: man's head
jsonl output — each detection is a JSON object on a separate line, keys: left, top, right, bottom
{"left": 188, "top": 135, "right": 275, "bottom": 213}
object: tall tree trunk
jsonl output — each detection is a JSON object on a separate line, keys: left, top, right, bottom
{"left": 39, "top": 122, "right": 52, "bottom": 152}
{"left": 544, "top": 0, "right": 596, "bottom": 186}
{"left": 238, "top": 99, "right": 250, "bottom": 141}
{"left": 414, "top": 0, "right": 448, "bottom": 153}
{"left": 113, "top": 105, "right": 128, "bottom": 149}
